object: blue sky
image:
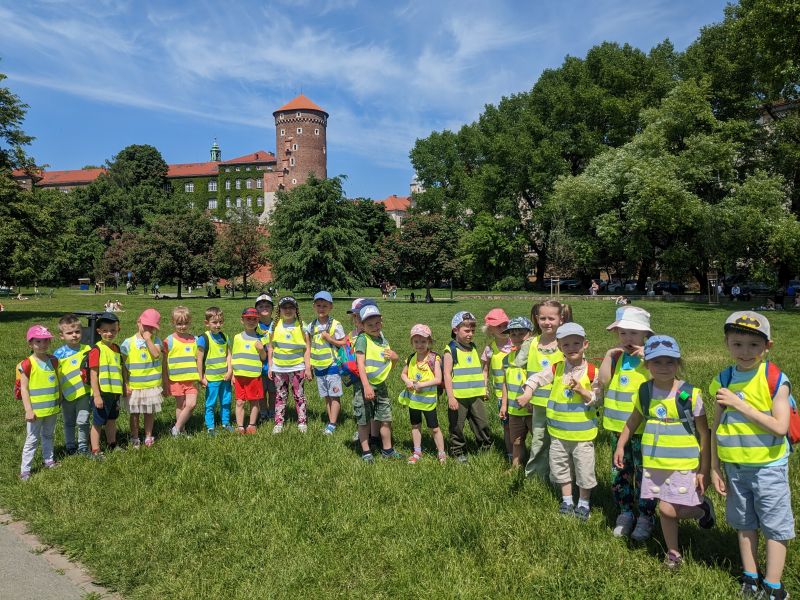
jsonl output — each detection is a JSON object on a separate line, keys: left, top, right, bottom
{"left": 1, "top": 0, "right": 730, "bottom": 199}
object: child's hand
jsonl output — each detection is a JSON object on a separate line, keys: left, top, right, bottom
{"left": 24, "top": 409, "right": 36, "bottom": 422}
{"left": 517, "top": 395, "right": 530, "bottom": 408}
{"left": 94, "top": 396, "right": 104, "bottom": 410}
{"left": 364, "top": 383, "right": 375, "bottom": 401}
{"left": 626, "top": 345, "right": 644, "bottom": 359}
{"left": 448, "top": 395, "right": 458, "bottom": 410}
{"left": 404, "top": 380, "right": 414, "bottom": 391}
{"left": 223, "top": 373, "right": 232, "bottom": 382}
{"left": 695, "top": 472, "right": 707, "bottom": 495}
{"left": 267, "top": 370, "right": 274, "bottom": 381}
{"left": 606, "top": 347, "right": 624, "bottom": 359}
{"left": 141, "top": 328, "right": 151, "bottom": 341}
{"left": 715, "top": 388, "right": 744, "bottom": 410}
{"left": 711, "top": 466, "right": 727, "bottom": 497}
{"left": 612, "top": 445, "right": 625, "bottom": 469}
{"left": 201, "top": 376, "right": 208, "bottom": 386}
{"left": 321, "top": 331, "right": 334, "bottom": 343}
{"left": 255, "top": 341, "right": 264, "bottom": 352}
{"left": 304, "top": 367, "right": 312, "bottom": 380}
{"left": 499, "top": 406, "right": 506, "bottom": 420}
{"left": 126, "top": 386, "right": 132, "bottom": 396}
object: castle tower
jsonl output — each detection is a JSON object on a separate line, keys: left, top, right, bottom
{"left": 272, "top": 94, "right": 328, "bottom": 190}
{"left": 210, "top": 139, "right": 221, "bottom": 162}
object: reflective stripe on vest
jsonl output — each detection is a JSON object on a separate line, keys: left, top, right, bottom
{"left": 711, "top": 362, "right": 789, "bottom": 464}
{"left": 602, "top": 355, "right": 649, "bottom": 433}
{"left": 167, "top": 336, "right": 199, "bottom": 381}
{"left": 309, "top": 318, "right": 340, "bottom": 369}
{"left": 57, "top": 344, "right": 90, "bottom": 401}
{"left": 231, "top": 333, "right": 264, "bottom": 378}
{"left": 448, "top": 344, "right": 485, "bottom": 399}
{"left": 526, "top": 337, "right": 563, "bottom": 408}
{"left": 398, "top": 352, "right": 437, "bottom": 410}
{"left": 203, "top": 331, "right": 229, "bottom": 381}
{"left": 547, "top": 362, "right": 596, "bottom": 441}
{"left": 489, "top": 340, "right": 509, "bottom": 402}
{"left": 272, "top": 321, "right": 307, "bottom": 369}
{"left": 123, "top": 336, "right": 162, "bottom": 390}
{"left": 641, "top": 387, "right": 701, "bottom": 470}
{"left": 97, "top": 343, "right": 123, "bottom": 394}
{"left": 505, "top": 349, "right": 532, "bottom": 416}
{"left": 364, "top": 334, "right": 391, "bottom": 385}
{"left": 28, "top": 357, "right": 60, "bottom": 417}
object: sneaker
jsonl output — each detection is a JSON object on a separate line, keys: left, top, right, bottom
{"left": 574, "top": 505, "right": 590, "bottom": 521}
{"left": 245, "top": 425, "right": 257, "bottom": 435}
{"left": 698, "top": 497, "right": 716, "bottom": 529}
{"left": 455, "top": 454, "right": 469, "bottom": 464}
{"left": 664, "top": 550, "right": 683, "bottom": 570}
{"left": 407, "top": 451, "right": 422, "bottom": 465}
{"left": 206, "top": 428, "right": 216, "bottom": 436}
{"left": 170, "top": 426, "right": 180, "bottom": 438}
{"left": 259, "top": 411, "right": 269, "bottom": 424}
{"left": 740, "top": 575, "right": 764, "bottom": 599}
{"left": 631, "top": 515, "right": 655, "bottom": 542}
{"left": 381, "top": 449, "right": 404, "bottom": 460}
{"left": 265, "top": 409, "right": 275, "bottom": 420}
{"left": 272, "top": 424, "right": 284, "bottom": 435}
{"left": 323, "top": 424, "right": 336, "bottom": 436}
{"left": 612, "top": 512, "right": 635, "bottom": 537}
{"left": 44, "top": 460, "right": 58, "bottom": 469}
{"left": 763, "top": 584, "right": 788, "bottom": 600}
{"left": 237, "top": 426, "right": 246, "bottom": 435}
{"left": 298, "top": 423, "right": 308, "bottom": 433}
{"left": 131, "top": 437, "right": 141, "bottom": 449}
{"left": 144, "top": 437, "right": 155, "bottom": 447}
{"left": 223, "top": 425, "right": 235, "bottom": 433}
{"left": 361, "top": 453, "right": 375, "bottom": 464}
{"left": 437, "top": 452, "right": 447, "bottom": 464}
{"left": 66, "top": 447, "right": 77, "bottom": 456}
{"left": 89, "top": 451, "right": 105, "bottom": 461}
{"left": 559, "top": 502, "right": 575, "bottom": 516}
{"left": 19, "top": 471, "right": 31, "bottom": 481}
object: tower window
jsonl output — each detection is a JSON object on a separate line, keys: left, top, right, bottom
{"left": 296, "top": 112, "right": 301, "bottom": 117}
{"left": 225, "top": 180, "right": 231, "bottom": 190}
{"left": 291, "top": 178, "right": 297, "bottom": 184}
{"left": 236, "top": 197, "right": 242, "bottom": 208}
{"left": 225, "top": 168, "right": 231, "bottom": 173}
{"left": 185, "top": 182, "right": 194, "bottom": 193}
{"left": 280, "top": 129, "right": 285, "bottom": 136}
{"left": 279, "top": 114, "right": 284, "bottom": 120}
{"left": 314, "top": 128, "right": 319, "bottom": 135}
{"left": 289, "top": 157, "right": 296, "bottom": 166}
{"left": 296, "top": 127, "right": 302, "bottom": 134}
{"left": 256, "top": 179, "right": 262, "bottom": 189}
{"left": 235, "top": 179, "right": 241, "bottom": 189}
{"left": 292, "top": 143, "right": 298, "bottom": 151}
{"left": 208, "top": 180, "right": 217, "bottom": 192}
{"left": 235, "top": 167, "right": 240, "bottom": 171}
{"left": 246, "top": 166, "right": 251, "bottom": 171}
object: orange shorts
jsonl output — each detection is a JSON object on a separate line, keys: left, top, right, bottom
{"left": 234, "top": 376, "right": 264, "bottom": 402}
{"left": 169, "top": 380, "right": 198, "bottom": 397}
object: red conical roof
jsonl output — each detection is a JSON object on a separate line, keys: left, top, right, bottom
{"left": 273, "top": 94, "right": 327, "bottom": 116}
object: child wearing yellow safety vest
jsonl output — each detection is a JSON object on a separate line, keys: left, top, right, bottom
{"left": 18, "top": 325, "right": 60, "bottom": 480}
{"left": 54, "top": 314, "right": 92, "bottom": 455}
{"left": 599, "top": 305, "right": 657, "bottom": 541}
{"left": 198, "top": 306, "right": 233, "bottom": 433}
{"left": 355, "top": 303, "right": 402, "bottom": 462}
{"left": 307, "top": 291, "right": 347, "bottom": 435}
{"left": 233, "top": 307, "right": 268, "bottom": 434}
{"left": 255, "top": 294, "right": 275, "bottom": 423}
{"left": 500, "top": 317, "right": 535, "bottom": 469}
{"left": 399, "top": 324, "right": 446, "bottom": 464}
{"left": 88, "top": 312, "right": 123, "bottom": 458}
{"left": 614, "top": 335, "right": 715, "bottom": 570}
{"left": 163, "top": 306, "right": 201, "bottom": 437}
{"left": 480, "top": 308, "right": 512, "bottom": 461}
{"left": 268, "top": 297, "right": 311, "bottom": 434}
{"left": 444, "top": 311, "right": 492, "bottom": 464}
{"left": 710, "top": 312, "right": 795, "bottom": 600}
{"left": 517, "top": 322, "right": 601, "bottom": 520}
{"left": 121, "top": 308, "right": 163, "bottom": 448}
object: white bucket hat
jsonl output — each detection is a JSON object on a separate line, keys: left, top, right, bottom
{"left": 606, "top": 306, "right": 653, "bottom": 333}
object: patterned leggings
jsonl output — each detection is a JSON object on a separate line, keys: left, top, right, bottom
{"left": 273, "top": 371, "right": 307, "bottom": 426}
{"left": 610, "top": 432, "right": 657, "bottom": 517}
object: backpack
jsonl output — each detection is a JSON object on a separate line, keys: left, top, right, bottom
{"left": 406, "top": 351, "right": 444, "bottom": 396}
{"left": 336, "top": 334, "right": 359, "bottom": 386}
{"left": 447, "top": 340, "right": 477, "bottom": 366}
{"left": 14, "top": 356, "right": 59, "bottom": 400}
{"left": 719, "top": 361, "right": 800, "bottom": 450}
{"left": 638, "top": 381, "right": 698, "bottom": 441}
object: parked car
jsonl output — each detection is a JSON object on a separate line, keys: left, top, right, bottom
{"left": 607, "top": 280, "right": 638, "bottom": 293}
{"left": 742, "top": 281, "right": 772, "bottom": 296}
{"left": 653, "top": 281, "right": 686, "bottom": 295}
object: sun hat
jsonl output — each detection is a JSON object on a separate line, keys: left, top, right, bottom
{"left": 410, "top": 324, "right": 432, "bottom": 340}
{"left": 556, "top": 322, "right": 587, "bottom": 340}
{"left": 484, "top": 308, "right": 510, "bottom": 327}
{"left": 606, "top": 306, "right": 653, "bottom": 333}
{"left": 138, "top": 308, "right": 161, "bottom": 329}
{"left": 725, "top": 310, "right": 771, "bottom": 341}
{"left": 278, "top": 296, "right": 298, "bottom": 308}
{"left": 241, "top": 307, "right": 259, "bottom": 318}
{"left": 313, "top": 291, "right": 333, "bottom": 303}
{"left": 451, "top": 311, "right": 476, "bottom": 329}
{"left": 644, "top": 335, "right": 681, "bottom": 360}
{"left": 347, "top": 298, "right": 377, "bottom": 314}
{"left": 255, "top": 294, "right": 273, "bottom": 306}
{"left": 26, "top": 325, "right": 53, "bottom": 342}
{"left": 359, "top": 304, "right": 381, "bottom": 321}
{"left": 503, "top": 316, "right": 533, "bottom": 333}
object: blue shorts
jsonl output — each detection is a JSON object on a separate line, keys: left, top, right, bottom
{"left": 92, "top": 393, "right": 120, "bottom": 426}
{"left": 724, "top": 463, "right": 795, "bottom": 541}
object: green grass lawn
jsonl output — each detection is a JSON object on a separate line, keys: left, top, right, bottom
{"left": 0, "top": 289, "right": 798, "bottom": 598}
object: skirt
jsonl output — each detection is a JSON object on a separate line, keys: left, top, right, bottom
{"left": 123, "top": 387, "right": 163, "bottom": 414}
{"left": 640, "top": 467, "right": 702, "bottom": 507}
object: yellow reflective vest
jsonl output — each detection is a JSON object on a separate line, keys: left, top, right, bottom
{"left": 547, "top": 362, "right": 597, "bottom": 442}
{"left": 57, "top": 344, "right": 90, "bottom": 402}
{"left": 603, "top": 353, "right": 649, "bottom": 433}
{"left": 123, "top": 336, "right": 162, "bottom": 390}
{"left": 363, "top": 333, "right": 392, "bottom": 385}
{"left": 640, "top": 383, "right": 701, "bottom": 470}
{"left": 271, "top": 320, "right": 307, "bottom": 370}
{"left": 232, "top": 332, "right": 265, "bottom": 378}
{"left": 505, "top": 348, "right": 532, "bottom": 417}
{"left": 446, "top": 342, "right": 486, "bottom": 399}
{"left": 27, "top": 356, "right": 60, "bottom": 417}
{"left": 166, "top": 335, "right": 200, "bottom": 382}
{"left": 489, "top": 340, "right": 509, "bottom": 403}
{"left": 526, "top": 336, "right": 563, "bottom": 408}
{"left": 398, "top": 352, "right": 438, "bottom": 411}
{"left": 202, "top": 331, "right": 229, "bottom": 382}
{"left": 309, "top": 318, "right": 341, "bottom": 370}
{"left": 97, "top": 343, "right": 123, "bottom": 394}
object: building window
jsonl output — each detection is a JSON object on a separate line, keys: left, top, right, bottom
{"left": 279, "top": 114, "right": 284, "bottom": 120}
{"left": 208, "top": 198, "right": 217, "bottom": 210}
{"left": 296, "top": 127, "right": 302, "bottom": 134}
{"left": 314, "top": 128, "right": 319, "bottom": 135}
{"left": 323, "top": 147, "right": 326, "bottom": 154}
{"left": 225, "top": 197, "right": 231, "bottom": 208}
{"left": 184, "top": 182, "right": 194, "bottom": 193}
{"left": 292, "top": 178, "right": 297, "bottom": 184}
{"left": 235, "top": 167, "right": 241, "bottom": 171}
{"left": 189, "top": 200, "right": 195, "bottom": 208}
{"left": 257, "top": 196, "right": 263, "bottom": 207}
{"left": 289, "top": 157, "right": 296, "bottom": 166}
{"left": 246, "top": 196, "right": 252, "bottom": 207}
{"left": 235, "top": 179, "right": 241, "bottom": 189}
{"left": 208, "top": 180, "right": 217, "bottom": 192}
{"left": 236, "top": 197, "right": 242, "bottom": 208}
{"left": 292, "top": 143, "right": 298, "bottom": 151}
{"left": 225, "top": 168, "right": 231, "bottom": 173}
{"left": 258, "top": 166, "right": 265, "bottom": 171}
{"left": 296, "top": 112, "right": 301, "bottom": 117}
{"left": 225, "top": 180, "right": 231, "bottom": 190}
{"left": 246, "top": 179, "right": 253, "bottom": 189}
{"left": 256, "top": 179, "right": 262, "bottom": 189}
{"left": 280, "top": 128, "right": 285, "bottom": 136}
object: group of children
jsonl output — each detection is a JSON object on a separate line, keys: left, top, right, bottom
{"left": 17, "top": 297, "right": 796, "bottom": 598}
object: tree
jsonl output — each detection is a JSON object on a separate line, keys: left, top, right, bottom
{"left": 0, "top": 68, "right": 34, "bottom": 172}
{"left": 266, "top": 176, "right": 371, "bottom": 293}
{"left": 214, "top": 207, "right": 269, "bottom": 298}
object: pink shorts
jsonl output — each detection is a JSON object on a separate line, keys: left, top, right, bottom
{"left": 169, "top": 380, "right": 198, "bottom": 397}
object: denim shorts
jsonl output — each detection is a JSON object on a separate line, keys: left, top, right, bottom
{"left": 315, "top": 372, "right": 343, "bottom": 398}
{"left": 724, "top": 462, "right": 795, "bottom": 541}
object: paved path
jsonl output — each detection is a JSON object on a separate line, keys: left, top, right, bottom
{"left": 0, "top": 511, "right": 118, "bottom": 599}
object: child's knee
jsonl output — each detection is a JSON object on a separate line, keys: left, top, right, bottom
{"left": 659, "top": 500, "right": 677, "bottom": 518}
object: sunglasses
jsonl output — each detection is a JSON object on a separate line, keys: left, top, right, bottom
{"left": 647, "top": 339, "right": 674, "bottom": 350}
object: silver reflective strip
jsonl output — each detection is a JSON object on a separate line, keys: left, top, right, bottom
{"left": 274, "top": 350, "right": 304, "bottom": 360}
{"left": 169, "top": 356, "right": 196, "bottom": 364}
{"left": 60, "top": 366, "right": 81, "bottom": 381}
{"left": 234, "top": 364, "right": 261, "bottom": 374}
{"left": 31, "top": 399, "right": 58, "bottom": 408}
{"left": 311, "top": 351, "right": 332, "bottom": 360}
{"left": 603, "top": 407, "right": 632, "bottom": 422}
{"left": 533, "top": 388, "right": 550, "bottom": 398}
{"left": 128, "top": 372, "right": 162, "bottom": 383}
{"left": 232, "top": 353, "right": 259, "bottom": 360}
{"left": 509, "top": 400, "right": 531, "bottom": 410}
{"left": 274, "top": 342, "right": 306, "bottom": 350}
{"left": 642, "top": 444, "right": 699, "bottom": 459}
{"left": 405, "top": 392, "right": 436, "bottom": 405}
{"left": 716, "top": 433, "right": 782, "bottom": 448}
{"left": 549, "top": 401, "right": 590, "bottom": 413}
{"left": 454, "top": 366, "right": 483, "bottom": 376}
{"left": 129, "top": 363, "right": 158, "bottom": 372}
{"left": 103, "top": 366, "right": 121, "bottom": 374}
{"left": 169, "top": 367, "right": 198, "bottom": 375}
{"left": 99, "top": 378, "right": 121, "bottom": 386}
{"left": 547, "top": 418, "right": 596, "bottom": 431}
{"left": 206, "top": 357, "right": 227, "bottom": 366}
{"left": 30, "top": 386, "right": 58, "bottom": 397}
{"left": 491, "top": 369, "right": 504, "bottom": 377}
{"left": 493, "top": 383, "right": 504, "bottom": 391}
{"left": 506, "top": 383, "right": 524, "bottom": 395}
{"left": 61, "top": 380, "right": 85, "bottom": 398}
{"left": 605, "top": 389, "right": 633, "bottom": 402}
{"left": 206, "top": 366, "right": 227, "bottom": 375}
{"left": 644, "top": 421, "right": 686, "bottom": 434}
{"left": 722, "top": 410, "right": 772, "bottom": 425}
{"left": 452, "top": 381, "right": 483, "bottom": 390}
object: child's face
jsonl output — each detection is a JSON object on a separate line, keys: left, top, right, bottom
{"left": 558, "top": 335, "right": 588, "bottom": 362}
{"left": 96, "top": 322, "right": 119, "bottom": 343}
{"left": 255, "top": 301, "right": 273, "bottom": 321}
{"left": 29, "top": 338, "right": 51, "bottom": 354}
{"left": 59, "top": 322, "right": 82, "bottom": 346}
{"left": 280, "top": 305, "right": 297, "bottom": 320}
{"left": 314, "top": 299, "right": 332, "bottom": 317}
{"left": 616, "top": 328, "right": 647, "bottom": 353}
{"left": 508, "top": 328, "right": 529, "bottom": 346}
{"left": 411, "top": 335, "right": 429, "bottom": 353}
{"left": 206, "top": 316, "right": 224, "bottom": 334}
{"left": 646, "top": 356, "right": 679, "bottom": 381}
{"left": 485, "top": 324, "right": 507, "bottom": 339}
{"left": 173, "top": 318, "right": 191, "bottom": 335}
{"left": 241, "top": 316, "right": 259, "bottom": 331}
{"left": 141, "top": 324, "right": 158, "bottom": 335}
{"left": 725, "top": 331, "right": 771, "bottom": 370}
{"left": 536, "top": 306, "right": 562, "bottom": 336}
{"left": 454, "top": 323, "right": 475, "bottom": 345}
{"left": 362, "top": 315, "right": 382, "bottom": 336}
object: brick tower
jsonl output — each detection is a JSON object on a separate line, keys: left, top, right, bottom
{"left": 272, "top": 94, "right": 328, "bottom": 190}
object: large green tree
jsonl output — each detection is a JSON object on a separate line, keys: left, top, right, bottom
{"left": 0, "top": 69, "right": 34, "bottom": 172}
{"left": 213, "top": 207, "right": 269, "bottom": 298}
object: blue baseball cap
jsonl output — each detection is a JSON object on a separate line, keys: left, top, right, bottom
{"left": 503, "top": 316, "right": 533, "bottom": 333}
{"left": 347, "top": 298, "right": 377, "bottom": 314}
{"left": 359, "top": 304, "right": 382, "bottom": 320}
{"left": 451, "top": 311, "right": 476, "bottom": 329}
{"left": 644, "top": 335, "right": 681, "bottom": 360}
{"left": 313, "top": 291, "right": 333, "bottom": 303}
{"left": 556, "top": 322, "right": 586, "bottom": 339}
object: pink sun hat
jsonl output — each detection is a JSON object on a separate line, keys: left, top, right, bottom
{"left": 410, "top": 324, "right": 432, "bottom": 340}
{"left": 26, "top": 325, "right": 53, "bottom": 342}
{"left": 484, "top": 308, "right": 510, "bottom": 327}
{"left": 139, "top": 308, "right": 161, "bottom": 329}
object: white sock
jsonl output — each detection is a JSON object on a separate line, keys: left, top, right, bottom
{"left": 577, "top": 499, "right": 590, "bottom": 510}
{"left": 562, "top": 496, "right": 574, "bottom": 506}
